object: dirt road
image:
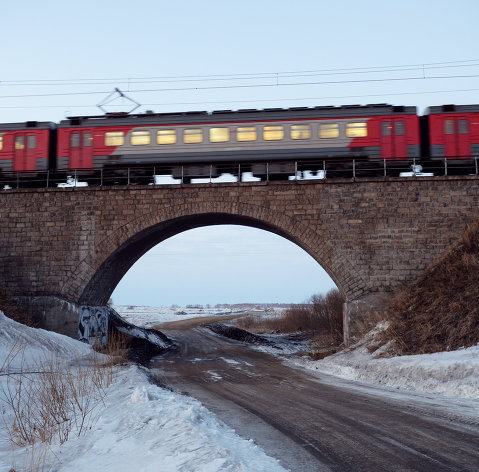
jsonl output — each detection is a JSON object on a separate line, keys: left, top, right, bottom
{"left": 150, "top": 319, "right": 479, "bottom": 472}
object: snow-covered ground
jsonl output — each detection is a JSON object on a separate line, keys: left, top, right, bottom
{"left": 0, "top": 312, "right": 287, "bottom": 472}
{"left": 113, "top": 305, "right": 239, "bottom": 327}
{"left": 286, "top": 323, "right": 479, "bottom": 400}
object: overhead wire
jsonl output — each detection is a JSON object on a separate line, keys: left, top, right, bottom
{"left": 0, "top": 73, "right": 479, "bottom": 100}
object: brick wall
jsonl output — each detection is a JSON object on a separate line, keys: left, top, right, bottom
{"left": 0, "top": 176, "right": 477, "bottom": 315}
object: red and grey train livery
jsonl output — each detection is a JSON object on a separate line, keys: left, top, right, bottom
{"left": 0, "top": 103, "right": 477, "bottom": 177}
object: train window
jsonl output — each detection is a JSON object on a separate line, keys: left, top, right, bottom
{"left": 459, "top": 119, "right": 469, "bottom": 134}
{"left": 346, "top": 122, "right": 367, "bottom": 137}
{"left": 263, "top": 126, "right": 284, "bottom": 141}
{"left": 184, "top": 129, "right": 203, "bottom": 144}
{"left": 105, "top": 131, "right": 125, "bottom": 146}
{"left": 319, "top": 123, "right": 339, "bottom": 138}
{"left": 209, "top": 127, "right": 230, "bottom": 143}
{"left": 131, "top": 130, "right": 151, "bottom": 145}
{"left": 27, "top": 135, "right": 36, "bottom": 149}
{"left": 236, "top": 127, "right": 257, "bottom": 141}
{"left": 84, "top": 133, "right": 93, "bottom": 147}
{"left": 395, "top": 121, "right": 404, "bottom": 136}
{"left": 157, "top": 129, "right": 177, "bottom": 145}
{"left": 15, "top": 136, "right": 25, "bottom": 150}
{"left": 444, "top": 120, "right": 454, "bottom": 135}
{"left": 0, "top": 136, "right": 2, "bottom": 151}
{"left": 381, "top": 122, "right": 391, "bottom": 136}
{"left": 71, "top": 133, "right": 80, "bottom": 148}
{"left": 291, "top": 124, "right": 311, "bottom": 140}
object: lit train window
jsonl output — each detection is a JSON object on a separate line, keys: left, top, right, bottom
{"left": 27, "top": 135, "right": 36, "bottom": 149}
{"left": 444, "top": 120, "right": 454, "bottom": 135}
{"left": 84, "top": 133, "right": 93, "bottom": 147}
{"left": 346, "top": 122, "right": 367, "bottom": 137}
{"left": 263, "top": 126, "right": 284, "bottom": 141}
{"left": 15, "top": 136, "right": 25, "bottom": 150}
{"left": 319, "top": 123, "right": 339, "bottom": 138}
{"left": 131, "top": 130, "right": 151, "bottom": 145}
{"left": 291, "top": 124, "right": 311, "bottom": 140}
{"left": 184, "top": 129, "right": 203, "bottom": 144}
{"left": 71, "top": 133, "right": 80, "bottom": 148}
{"left": 210, "top": 127, "right": 230, "bottom": 143}
{"left": 157, "top": 129, "right": 177, "bottom": 145}
{"left": 381, "top": 122, "right": 391, "bottom": 136}
{"left": 395, "top": 121, "right": 404, "bottom": 136}
{"left": 459, "top": 119, "right": 469, "bottom": 134}
{"left": 105, "top": 131, "right": 124, "bottom": 146}
{"left": 0, "top": 136, "right": 2, "bottom": 151}
{"left": 236, "top": 127, "right": 257, "bottom": 142}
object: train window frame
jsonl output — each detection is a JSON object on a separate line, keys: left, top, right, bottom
{"left": 105, "top": 131, "right": 125, "bottom": 146}
{"left": 130, "top": 130, "right": 151, "bottom": 146}
{"left": 157, "top": 129, "right": 177, "bottom": 145}
{"left": 346, "top": 122, "right": 368, "bottom": 138}
{"left": 319, "top": 123, "right": 339, "bottom": 139}
{"left": 444, "top": 120, "right": 455, "bottom": 135}
{"left": 184, "top": 128, "right": 203, "bottom": 144}
{"left": 15, "top": 136, "right": 25, "bottom": 150}
{"left": 395, "top": 121, "right": 405, "bottom": 136}
{"left": 83, "top": 133, "right": 93, "bottom": 147}
{"left": 459, "top": 119, "right": 469, "bottom": 134}
{"left": 236, "top": 126, "right": 257, "bottom": 142}
{"left": 27, "top": 135, "right": 36, "bottom": 149}
{"left": 71, "top": 133, "right": 80, "bottom": 148}
{"left": 0, "top": 136, "right": 2, "bottom": 151}
{"left": 381, "top": 122, "right": 392, "bottom": 136}
{"left": 263, "top": 125, "right": 284, "bottom": 141}
{"left": 209, "top": 127, "right": 230, "bottom": 143}
{"left": 291, "top": 124, "right": 311, "bottom": 140}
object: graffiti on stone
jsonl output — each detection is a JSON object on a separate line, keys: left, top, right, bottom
{"left": 78, "top": 306, "right": 108, "bottom": 346}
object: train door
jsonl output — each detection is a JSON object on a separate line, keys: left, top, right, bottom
{"left": 69, "top": 130, "right": 93, "bottom": 169}
{"left": 444, "top": 116, "right": 470, "bottom": 158}
{"left": 13, "top": 133, "right": 37, "bottom": 171}
{"left": 381, "top": 119, "right": 407, "bottom": 159}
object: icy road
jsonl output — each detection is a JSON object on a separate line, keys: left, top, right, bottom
{"left": 151, "top": 317, "right": 479, "bottom": 472}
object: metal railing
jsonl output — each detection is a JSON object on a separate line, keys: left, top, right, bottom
{"left": 0, "top": 156, "right": 477, "bottom": 190}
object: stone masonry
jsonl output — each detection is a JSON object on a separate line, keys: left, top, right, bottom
{"left": 0, "top": 175, "right": 478, "bottom": 338}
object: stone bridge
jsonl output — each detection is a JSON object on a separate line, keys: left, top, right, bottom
{"left": 1, "top": 176, "right": 478, "bottom": 342}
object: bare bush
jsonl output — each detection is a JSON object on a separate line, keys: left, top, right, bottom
{"left": 236, "top": 289, "right": 344, "bottom": 344}
{"left": 1, "top": 347, "right": 112, "bottom": 450}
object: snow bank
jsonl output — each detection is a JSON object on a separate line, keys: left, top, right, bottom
{"left": 291, "top": 325, "right": 479, "bottom": 399}
{"left": 0, "top": 311, "right": 287, "bottom": 472}
{"left": 0, "top": 311, "right": 93, "bottom": 370}
{"left": 48, "top": 366, "right": 287, "bottom": 472}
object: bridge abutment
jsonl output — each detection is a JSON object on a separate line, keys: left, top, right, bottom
{"left": 15, "top": 295, "right": 80, "bottom": 339}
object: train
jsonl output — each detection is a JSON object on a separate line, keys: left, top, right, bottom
{"left": 0, "top": 103, "right": 478, "bottom": 183}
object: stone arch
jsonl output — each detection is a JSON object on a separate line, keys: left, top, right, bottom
{"left": 62, "top": 200, "right": 365, "bottom": 305}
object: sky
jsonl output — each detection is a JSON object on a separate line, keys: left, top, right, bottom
{"left": 2, "top": 0, "right": 479, "bottom": 306}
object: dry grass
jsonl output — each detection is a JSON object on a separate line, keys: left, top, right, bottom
{"left": 1, "top": 343, "right": 116, "bottom": 471}
{"left": 93, "top": 328, "right": 130, "bottom": 366}
{"left": 235, "top": 289, "right": 345, "bottom": 358}
{"left": 382, "top": 222, "right": 479, "bottom": 355}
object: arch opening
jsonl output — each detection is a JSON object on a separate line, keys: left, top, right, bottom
{"left": 79, "top": 213, "right": 341, "bottom": 306}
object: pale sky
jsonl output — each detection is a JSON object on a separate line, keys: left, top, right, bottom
{"left": 2, "top": 0, "right": 478, "bottom": 305}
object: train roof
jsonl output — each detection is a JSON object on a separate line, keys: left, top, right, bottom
{"left": 0, "top": 121, "right": 54, "bottom": 131}
{"left": 59, "top": 104, "right": 417, "bottom": 127}
{"left": 425, "top": 104, "right": 479, "bottom": 115}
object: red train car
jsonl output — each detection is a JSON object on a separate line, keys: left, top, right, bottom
{"left": 55, "top": 104, "right": 421, "bottom": 173}
{"left": 0, "top": 122, "right": 51, "bottom": 172}
{"left": 425, "top": 104, "right": 479, "bottom": 159}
